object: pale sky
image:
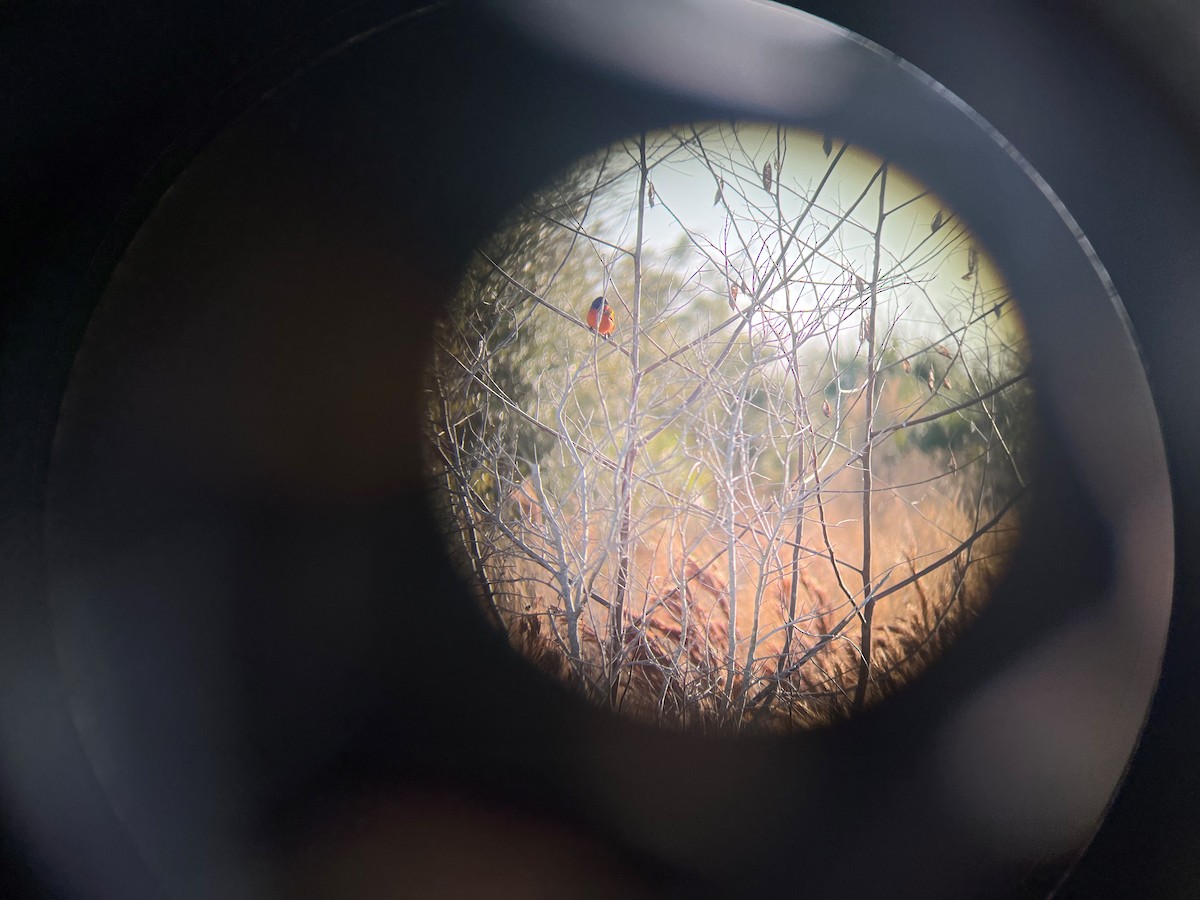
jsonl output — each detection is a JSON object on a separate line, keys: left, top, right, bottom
{"left": 569, "top": 123, "right": 1016, "bottom": 357}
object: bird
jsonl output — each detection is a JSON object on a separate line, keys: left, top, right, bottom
{"left": 586, "top": 297, "right": 615, "bottom": 339}
{"left": 823, "top": 133, "right": 833, "bottom": 157}
{"left": 931, "top": 210, "right": 944, "bottom": 233}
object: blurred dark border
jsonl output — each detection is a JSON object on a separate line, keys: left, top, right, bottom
{"left": 3, "top": 0, "right": 1198, "bottom": 896}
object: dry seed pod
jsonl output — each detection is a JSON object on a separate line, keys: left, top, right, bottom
{"left": 648, "top": 180, "right": 656, "bottom": 207}
{"left": 823, "top": 133, "right": 833, "bottom": 157}
{"left": 963, "top": 245, "right": 979, "bottom": 279}
{"left": 935, "top": 344, "right": 952, "bottom": 359}
{"left": 762, "top": 159, "right": 773, "bottom": 191}
{"left": 931, "top": 210, "right": 944, "bottom": 232}
{"left": 822, "top": 399, "right": 832, "bottom": 418}
{"left": 901, "top": 358, "right": 911, "bottom": 374}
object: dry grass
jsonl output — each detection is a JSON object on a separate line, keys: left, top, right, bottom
{"left": 475, "top": 456, "right": 1018, "bottom": 734}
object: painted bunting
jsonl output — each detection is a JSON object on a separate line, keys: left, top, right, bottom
{"left": 586, "top": 297, "right": 615, "bottom": 339}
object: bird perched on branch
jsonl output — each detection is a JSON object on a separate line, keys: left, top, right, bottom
{"left": 586, "top": 297, "right": 615, "bottom": 339}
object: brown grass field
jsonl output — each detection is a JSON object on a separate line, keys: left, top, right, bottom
{"left": 464, "top": 455, "right": 1018, "bottom": 734}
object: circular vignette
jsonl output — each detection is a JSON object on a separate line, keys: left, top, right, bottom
{"left": 27, "top": 2, "right": 1172, "bottom": 899}
{"left": 426, "top": 122, "right": 1037, "bottom": 734}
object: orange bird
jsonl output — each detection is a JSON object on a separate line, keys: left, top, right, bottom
{"left": 586, "top": 296, "right": 615, "bottom": 339}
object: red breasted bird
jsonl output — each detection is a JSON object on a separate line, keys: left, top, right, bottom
{"left": 586, "top": 297, "right": 615, "bottom": 339}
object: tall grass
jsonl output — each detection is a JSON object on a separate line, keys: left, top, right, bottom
{"left": 466, "top": 453, "right": 1017, "bottom": 734}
